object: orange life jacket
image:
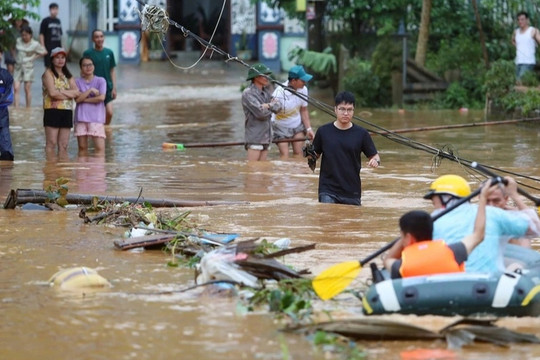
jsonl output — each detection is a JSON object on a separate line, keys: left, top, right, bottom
{"left": 400, "top": 240, "right": 465, "bottom": 278}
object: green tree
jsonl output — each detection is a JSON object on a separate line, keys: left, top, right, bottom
{"left": 262, "top": 0, "right": 411, "bottom": 53}
{"left": 0, "top": 0, "right": 40, "bottom": 52}
{"left": 265, "top": 0, "right": 540, "bottom": 108}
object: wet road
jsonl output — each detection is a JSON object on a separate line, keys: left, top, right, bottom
{"left": 1, "top": 55, "right": 540, "bottom": 359}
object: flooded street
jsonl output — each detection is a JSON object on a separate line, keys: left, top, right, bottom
{"left": 1, "top": 58, "right": 540, "bottom": 359}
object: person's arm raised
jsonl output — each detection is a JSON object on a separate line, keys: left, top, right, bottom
{"left": 461, "top": 181, "right": 491, "bottom": 254}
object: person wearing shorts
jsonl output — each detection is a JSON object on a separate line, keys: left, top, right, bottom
{"left": 13, "top": 26, "right": 47, "bottom": 108}
{"left": 83, "top": 30, "right": 117, "bottom": 125}
{"left": 271, "top": 65, "right": 315, "bottom": 159}
{"left": 242, "top": 63, "right": 281, "bottom": 161}
{"left": 42, "top": 47, "right": 79, "bottom": 157}
{"left": 4, "top": 49, "right": 16, "bottom": 75}
{"left": 74, "top": 56, "right": 106, "bottom": 155}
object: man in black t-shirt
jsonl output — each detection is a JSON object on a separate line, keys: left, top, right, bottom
{"left": 310, "top": 91, "right": 381, "bottom": 206}
{"left": 39, "top": 3, "right": 62, "bottom": 67}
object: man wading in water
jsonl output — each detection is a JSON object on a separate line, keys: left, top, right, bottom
{"left": 242, "top": 63, "right": 281, "bottom": 161}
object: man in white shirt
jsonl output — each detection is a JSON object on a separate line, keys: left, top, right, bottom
{"left": 511, "top": 11, "right": 540, "bottom": 82}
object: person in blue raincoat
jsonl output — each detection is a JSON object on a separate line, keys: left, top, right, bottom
{"left": 0, "top": 52, "right": 15, "bottom": 161}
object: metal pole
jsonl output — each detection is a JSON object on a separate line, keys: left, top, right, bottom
{"left": 402, "top": 36, "right": 407, "bottom": 88}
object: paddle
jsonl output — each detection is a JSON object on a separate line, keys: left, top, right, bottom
{"left": 471, "top": 161, "right": 540, "bottom": 207}
{"left": 312, "top": 179, "right": 498, "bottom": 301}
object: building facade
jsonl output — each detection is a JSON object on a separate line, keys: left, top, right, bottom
{"left": 30, "top": 0, "right": 307, "bottom": 72}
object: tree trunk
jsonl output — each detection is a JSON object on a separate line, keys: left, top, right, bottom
{"left": 3, "top": 189, "right": 248, "bottom": 209}
{"left": 471, "top": 0, "right": 489, "bottom": 68}
{"left": 415, "top": 0, "right": 432, "bottom": 67}
{"left": 308, "top": 1, "right": 326, "bottom": 52}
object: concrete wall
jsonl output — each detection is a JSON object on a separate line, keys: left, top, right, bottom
{"left": 280, "top": 36, "right": 307, "bottom": 72}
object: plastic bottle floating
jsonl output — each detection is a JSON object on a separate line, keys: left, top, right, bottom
{"left": 49, "top": 267, "right": 111, "bottom": 290}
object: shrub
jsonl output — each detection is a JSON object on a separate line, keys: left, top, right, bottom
{"left": 520, "top": 71, "right": 539, "bottom": 87}
{"left": 483, "top": 60, "right": 515, "bottom": 99}
{"left": 432, "top": 82, "right": 469, "bottom": 109}
{"left": 371, "top": 37, "right": 402, "bottom": 106}
{"left": 500, "top": 89, "right": 540, "bottom": 116}
{"left": 343, "top": 59, "right": 380, "bottom": 107}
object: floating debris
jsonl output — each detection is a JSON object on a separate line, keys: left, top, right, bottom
{"left": 285, "top": 317, "right": 540, "bottom": 348}
{"left": 196, "top": 239, "right": 315, "bottom": 287}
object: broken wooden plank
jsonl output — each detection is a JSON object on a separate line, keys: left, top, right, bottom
{"left": 404, "top": 82, "right": 449, "bottom": 92}
{"left": 3, "top": 188, "right": 249, "bottom": 209}
{"left": 113, "top": 234, "right": 177, "bottom": 250}
{"left": 406, "top": 58, "right": 446, "bottom": 82}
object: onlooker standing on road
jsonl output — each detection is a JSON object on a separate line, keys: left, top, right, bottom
{"left": 512, "top": 11, "right": 540, "bottom": 83}
{"left": 13, "top": 26, "right": 47, "bottom": 108}
{"left": 39, "top": 3, "right": 63, "bottom": 68}
{"left": 309, "top": 91, "right": 380, "bottom": 206}
{"left": 2, "top": 18, "right": 30, "bottom": 75}
{"left": 42, "top": 47, "right": 79, "bottom": 157}
{"left": 83, "top": 30, "right": 117, "bottom": 125}
{"left": 0, "top": 54, "right": 15, "bottom": 161}
{"left": 242, "top": 63, "right": 281, "bottom": 161}
{"left": 271, "top": 65, "right": 315, "bottom": 158}
{"left": 74, "top": 56, "right": 107, "bottom": 156}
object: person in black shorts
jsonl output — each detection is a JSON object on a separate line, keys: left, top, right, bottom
{"left": 41, "top": 48, "right": 79, "bottom": 157}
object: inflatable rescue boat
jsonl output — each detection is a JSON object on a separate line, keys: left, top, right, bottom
{"left": 362, "top": 245, "right": 540, "bottom": 317}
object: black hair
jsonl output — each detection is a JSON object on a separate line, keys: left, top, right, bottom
{"left": 49, "top": 55, "right": 73, "bottom": 79}
{"left": 49, "top": 3, "right": 59, "bottom": 9}
{"left": 79, "top": 56, "right": 94, "bottom": 68}
{"left": 399, "top": 210, "right": 433, "bottom": 242}
{"left": 517, "top": 11, "right": 529, "bottom": 19}
{"left": 334, "top": 91, "right": 355, "bottom": 107}
{"left": 91, "top": 29, "right": 104, "bottom": 38}
{"left": 20, "top": 25, "right": 33, "bottom": 35}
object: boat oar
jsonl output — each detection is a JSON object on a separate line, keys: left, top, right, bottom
{"left": 312, "top": 181, "right": 495, "bottom": 301}
{"left": 471, "top": 162, "right": 540, "bottom": 208}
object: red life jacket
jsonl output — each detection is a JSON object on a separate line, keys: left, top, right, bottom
{"left": 400, "top": 240, "right": 465, "bottom": 278}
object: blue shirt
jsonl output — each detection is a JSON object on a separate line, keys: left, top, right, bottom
{"left": 0, "top": 68, "right": 14, "bottom": 110}
{"left": 433, "top": 202, "right": 528, "bottom": 273}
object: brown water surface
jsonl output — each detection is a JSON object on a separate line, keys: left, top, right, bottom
{"left": 1, "top": 60, "right": 540, "bottom": 359}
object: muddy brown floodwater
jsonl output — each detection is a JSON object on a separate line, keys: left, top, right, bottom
{"left": 1, "top": 58, "right": 540, "bottom": 359}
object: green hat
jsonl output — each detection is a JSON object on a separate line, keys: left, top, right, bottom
{"left": 246, "top": 63, "right": 272, "bottom": 81}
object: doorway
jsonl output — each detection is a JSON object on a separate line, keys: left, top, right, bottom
{"left": 167, "top": 1, "right": 230, "bottom": 54}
